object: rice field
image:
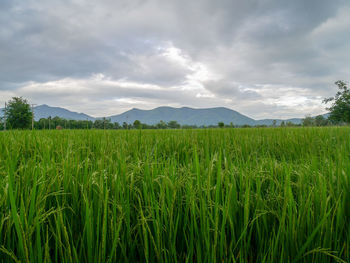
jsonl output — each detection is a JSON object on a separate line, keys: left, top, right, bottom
{"left": 0, "top": 128, "right": 349, "bottom": 262}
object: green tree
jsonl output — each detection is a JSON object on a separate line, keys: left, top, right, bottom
{"left": 156, "top": 120, "right": 167, "bottom": 129}
{"left": 133, "top": 120, "right": 142, "bottom": 129}
{"left": 302, "top": 115, "right": 314, "bottom": 126}
{"left": 0, "top": 116, "right": 4, "bottom": 130}
{"left": 314, "top": 115, "right": 329, "bottom": 126}
{"left": 94, "top": 119, "right": 104, "bottom": 129}
{"left": 323, "top": 80, "right": 350, "bottom": 124}
{"left": 167, "top": 120, "right": 180, "bottom": 129}
{"left": 104, "top": 118, "right": 114, "bottom": 129}
{"left": 218, "top": 122, "right": 224, "bottom": 128}
{"left": 4, "top": 97, "right": 33, "bottom": 129}
{"left": 93, "top": 118, "right": 113, "bottom": 129}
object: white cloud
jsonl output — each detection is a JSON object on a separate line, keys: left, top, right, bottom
{"left": 1, "top": 0, "right": 349, "bottom": 119}
{"left": 0, "top": 90, "right": 17, "bottom": 105}
{"left": 13, "top": 73, "right": 224, "bottom": 116}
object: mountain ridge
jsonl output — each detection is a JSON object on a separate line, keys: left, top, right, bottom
{"left": 1, "top": 104, "right": 328, "bottom": 126}
{"left": 0, "top": 104, "right": 95, "bottom": 121}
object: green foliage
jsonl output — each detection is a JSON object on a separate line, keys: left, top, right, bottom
{"left": 93, "top": 118, "right": 114, "bottom": 129}
{"left": 33, "top": 117, "right": 122, "bottom": 130}
{"left": 4, "top": 97, "right": 33, "bottom": 129}
{"left": 133, "top": 120, "right": 142, "bottom": 129}
{"left": 302, "top": 115, "right": 330, "bottom": 127}
{"left": 314, "top": 115, "right": 329, "bottom": 126}
{"left": 122, "top": 122, "right": 129, "bottom": 129}
{"left": 0, "top": 128, "right": 348, "bottom": 262}
{"left": 218, "top": 121, "right": 224, "bottom": 128}
{"left": 37, "top": 117, "right": 92, "bottom": 129}
{"left": 0, "top": 116, "right": 4, "bottom": 130}
{"left": 156, "top": 120, "right": 167, "bottom": 129}
{"left": 302, "top": 115, "right": 315, "bottom": 126}
{"left": 167, "top": 120, "right": 180, "bottom": 129}
{"left": 324, "top": 80, "right": 350, "bottom": 124}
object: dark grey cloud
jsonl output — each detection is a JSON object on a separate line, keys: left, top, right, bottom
{"left": 0, "top": 0, "right": 349, "bottom": 118}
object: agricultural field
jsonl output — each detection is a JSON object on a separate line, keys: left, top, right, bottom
{"left": 0, "top": 128, "right": 349, "bottom": 262}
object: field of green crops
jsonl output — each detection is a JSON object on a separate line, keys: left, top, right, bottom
{"left": 0, "top": 128, "right": 349, "bottom": 262}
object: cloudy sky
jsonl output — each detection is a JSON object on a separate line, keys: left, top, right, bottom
{"left": 1, "top": 0, "right": 349, "bottom": 119}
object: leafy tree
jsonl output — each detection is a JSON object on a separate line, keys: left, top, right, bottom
{"left": 35, "top": 118, "right": 48, "bottom": 129}
{"left": 182, "top": 124, "right": 198, "bottom": 129}
{"left": 104, "top": 118, "right": 114, "bottom": 129}
{"left": 122, "top": 122, "right": 129, "bottom": 129}
{"left": 302, "top": 115, "right": 314, "bottom": 126}
{"left": 133, "top": 120, "right": 142, "bottom": 129}
{"left": 141, "top": 123, "right": 155, "bottom": 129}
{"left": 218, "top": 122, "right": 224, "bottom": 128}
{"left": 48, "top": 116, "right": 52, "bottom": 129}
{"left": 52, "top": 116, "right": 62, "bottom": 129}
{"left": 156, "top": 120, "right": 167, "bottom": 129}
{"left": 33, "top": 118, "right": 96, "bottom": 130}
{"left": 280, "top": 121, "right": 285, "bottom": 127}
{"left": 4, "top": 97, "right": 33, "bottom": 129}
{"left": 93, "top": 118, "right": 113, "bottom": 129}
{"left": 94, "top": 119, "right": 104, "bottom": 129}
{"left": 0, "top": 116, "right": 4, "bottom": 130}
{"left": 314, "top": 115, "right": 329, "bottom": 126}
{"left": 323, "top": 80, "right": 350, "bottom": 124}
{"left": 167, "top": 120, "right": 180, "bottom": 129}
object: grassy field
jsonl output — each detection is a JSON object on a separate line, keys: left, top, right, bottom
{"left": 0, "top": 128, "right": 349, "bottom": 262}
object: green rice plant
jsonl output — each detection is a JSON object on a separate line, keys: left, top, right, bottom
{"left": 0, "top": 127, "right": 349, "bottom": 262}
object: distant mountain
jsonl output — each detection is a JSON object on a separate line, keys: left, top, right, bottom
{"left": 255, "top": 113, "right": 329, "bottom": 126}
{"left": 108, "top": 106, "right": 257, "bottom": 126}
{"left": 108, "top": 107, "right": 328, "bottom": 126}
{"left": 1, "top": 105, "right": 95, "bottom": 121}
{"left": 0, "top": 104, "right": 329, "bottom": 126}
{"left": 255, "top": 118, "right": 303, "bottom": 126}
{"left": 32, "top": 104, "right": 95, "bottom": 121}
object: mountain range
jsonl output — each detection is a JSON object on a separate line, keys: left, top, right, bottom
{"left": 1, "top": 104, "right": 328, "bottom": 126}
{"left": 0, "top": 104, "right": 94, "bottom": 121}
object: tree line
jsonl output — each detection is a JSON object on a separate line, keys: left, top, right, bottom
{"left": 32, "top": 117, "right": 190, "bottom": 130}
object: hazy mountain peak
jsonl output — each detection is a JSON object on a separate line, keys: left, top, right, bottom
{"left": 33, "top": 105, "right": 95, "bottom": 121}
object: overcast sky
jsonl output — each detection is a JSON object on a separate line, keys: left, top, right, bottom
{"left": 1, "top": 0, "right": 349, "bottom": 119}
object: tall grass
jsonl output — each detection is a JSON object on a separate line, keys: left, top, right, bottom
{"left": 0, "top": 127, "right": 349, "bottom": 262}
